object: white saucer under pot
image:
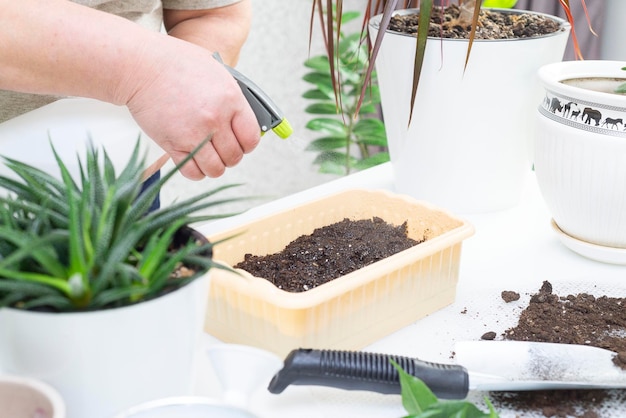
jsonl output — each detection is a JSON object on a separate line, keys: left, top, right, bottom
{"left": 534, "top": 60, "right": 626, "bottom": 261}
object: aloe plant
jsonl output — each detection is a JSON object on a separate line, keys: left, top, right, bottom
{"left": 311, "top": 0, "right": 588, "bottom": 120}
{"left": 303, "top": 9, "right": 389, "bottom": 175}
{"left": 0, "top": 137, "right": 243, "bottom": 311}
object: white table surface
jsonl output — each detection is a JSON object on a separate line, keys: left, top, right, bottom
{"left": 193, "top": 162, "right": 626, "bottom": 418}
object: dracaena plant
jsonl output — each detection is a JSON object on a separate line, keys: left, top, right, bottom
{"left": 0, "top": 137, "right": 243, "bottom": 312}
{"left": 303, "top": 9, "right": 389, "bottom": 175}
{"left": 311, "top": 0, "right": 589, "bottom": 120}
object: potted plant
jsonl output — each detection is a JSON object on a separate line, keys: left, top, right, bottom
{"left": 303, "top": 9, "right": 389, "bottom": 175}
{"left": 533, "top": 60, "right": 626, "bottom": 264}
{"left": 0, "top": 138, "right": 243, "bottom": 418}
{"left": 311, "top": 1, "right": 585, "bottom": 213}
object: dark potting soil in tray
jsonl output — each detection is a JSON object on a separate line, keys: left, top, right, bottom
{"left": 487, "top": 281, "right": 626, "bottom": 417}
{"left": 234, "top": 217, "right": 423, "bottom": 293}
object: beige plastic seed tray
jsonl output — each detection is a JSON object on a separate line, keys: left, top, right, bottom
{"left": 204, "top": 189, "right": 474, "bottom": 357}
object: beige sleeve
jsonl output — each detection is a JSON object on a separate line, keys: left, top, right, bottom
{"left": 162, "top": 0, "right": 243, "bottom": 10}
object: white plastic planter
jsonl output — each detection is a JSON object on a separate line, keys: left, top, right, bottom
{"left": 0, "top": 275, "right": 210, "bottom": 418}
{"left": 534, "top": 60, "right": 626, "bottom": 263}
{"left": 369, "top": 9, "right": 570, "bottom": 213}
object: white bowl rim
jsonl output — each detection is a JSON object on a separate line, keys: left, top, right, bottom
{"left": 537, "top": 60, "right": 626, "bottom": 108}
{"left": 113, "top": 396, "right": 257, "bottom": 418}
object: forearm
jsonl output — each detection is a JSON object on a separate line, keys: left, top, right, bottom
{"left": 163, "top": 0, "right": 252, "bottom": 66}
{"left": 0, "top": 0, "right": 164, "bottom": 105}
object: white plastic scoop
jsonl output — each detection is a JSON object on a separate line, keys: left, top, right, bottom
{"left": 454, "top": 340, "right": 626, "bottom": 392}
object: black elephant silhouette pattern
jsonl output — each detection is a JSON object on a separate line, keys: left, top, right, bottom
{"left": 541, "top": 91, "right": 626, "bottom": 135}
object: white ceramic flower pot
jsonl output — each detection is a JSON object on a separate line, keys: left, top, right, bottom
{"left": 0, "top": 275, "right": 210, "bottom": 418}
{"left": 369, "top": 9, "right": 570, "bottom": 213}
{"left": 534, "top": 60, "right": 626, "bottom": 263}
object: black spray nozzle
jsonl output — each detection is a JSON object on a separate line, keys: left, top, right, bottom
{"left": 213, "top": 53, "right": 292, "bottom": 139}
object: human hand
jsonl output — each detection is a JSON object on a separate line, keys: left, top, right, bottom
{"left": 124, "top": 35, "right": 260, "bottom": 180}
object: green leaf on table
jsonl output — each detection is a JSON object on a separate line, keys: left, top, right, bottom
{"left": 392, "top": 360, "right": 499, "bottom": 418}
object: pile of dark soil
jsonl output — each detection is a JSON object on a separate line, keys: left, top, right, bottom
{"left": 487, "top": 281, "right": 626, "bottom": 417}
{"left": 234, "top": 217, "right": 422, "bottom": 293}
{"left": 388, "top": 4, "right": 561, "bottom": 40}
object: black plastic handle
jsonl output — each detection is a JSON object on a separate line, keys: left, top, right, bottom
{"left": 267, "top": 348, "right": 469, "bottom": 400}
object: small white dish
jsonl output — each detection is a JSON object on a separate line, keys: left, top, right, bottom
{"left": 551, "top": 219, "right": 626, "bottom": 265}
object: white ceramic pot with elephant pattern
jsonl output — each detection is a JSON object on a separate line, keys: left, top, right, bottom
{"left": 534, "top": 60, "right": 626, "bottom": 263}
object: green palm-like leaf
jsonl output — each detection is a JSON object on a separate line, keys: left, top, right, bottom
{"left": 303, "top": 88, "right": 334, "bottom": 101}
{"left": 303, "top": 72, "right": 333, "bottom": 88}
{"left": 306, "top": 136, "right": 349, "bottom": 151}
{"left": 306, "top": 118, "right": 348, "bottom": 136}
{"left": 304, "top": 56, "right": 331, "bottom": 72}
{"left": 353, "top": 152, "right": 390, "bottom": 170}
{"left": 305, "top": 102, "right": 340, "bottom": 115}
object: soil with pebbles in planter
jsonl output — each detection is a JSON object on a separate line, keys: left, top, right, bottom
{"left": 388, "top": 4, "right": 561, "bottom": 40}
{"left": 234, "top": 217, "right": 423, "bottom": 293}
{"left": 484, "top": 281, "right": 626, "bottom": 417}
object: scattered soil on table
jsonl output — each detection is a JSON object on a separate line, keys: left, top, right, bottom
{"left": 388, "top": 4, "right": 562, "bottom": 40}
{"left": 486, "top": 281, "right": 626, "bottom": 417}
{"left": 234, "top": 217, "right": 422, "bottom": 293}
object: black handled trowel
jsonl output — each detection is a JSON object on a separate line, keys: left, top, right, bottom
{"left": 268, "top": 342, "right": 626, "bottom": 400}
